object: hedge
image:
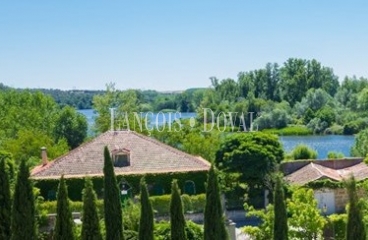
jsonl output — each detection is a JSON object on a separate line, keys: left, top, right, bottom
{"left": 34, "top": 171, "right": 208, "bottom": 201}
{"left": 38, "top": 193, "right": 206, "bottom": 216}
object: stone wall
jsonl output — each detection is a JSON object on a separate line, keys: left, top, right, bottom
{"left": 333, "top": 188, "right": 366, "bottom": 214}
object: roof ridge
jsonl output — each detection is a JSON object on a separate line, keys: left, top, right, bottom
{"left": 310, "top": 162, "right": 323, "bottom": 177}
{"left": 128, "top": 131, "right": 211, "bottom": 167}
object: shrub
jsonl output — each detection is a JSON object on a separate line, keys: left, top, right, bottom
{"left": 325, "top": 124, "right": 344, "bottom": 135}
{"left": 262, "top": 125, "right": 312, "bottom": 136}
{"left": 151, "top": 194, "right": 206, "bottom": 216}
{"left": 343, "top": 118, "right": 368, "bottom": 135}
{"left": 154, "top": 221, "right": 203, "bottom": 240}
{"left": 327, "top": 151, "right": 345, "bottom": 159}
{"left": 291, "top": 144, "right": 318, "bottom": 160}
{"left": 327, "top": 214, "right": 347, "bottom": 240}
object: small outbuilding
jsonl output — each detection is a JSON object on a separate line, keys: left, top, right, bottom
{"left": 282, "top": 158, "right": 367, "bottom": 214}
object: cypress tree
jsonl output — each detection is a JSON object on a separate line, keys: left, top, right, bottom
{"left": 81, "top": 178, "right": 102, "bottom": 240}
{"left": 103, "top": 146, "right": 124, "bottom": 240}
{"left": 0, "top": 159, "right": 11, "bottom": 240}
{"left": 346, "top": 176, "right": 366, "bottom": 240}
{"left": 138, "top": 178, "right": 154, "bottom": 240}
{"left": 11, "top": 159, "right": 36, "bottom": 240}
{"left": 204, "top": 165, "right": 229, "bottom": 240}
{"left": 273, "top": 174, "right": 288, "bottom": 240}
{"left": 53, "top": 175, "right": 75, "bottom": 240}
{"left": 170, "top": 179, "right": 186, "bottom": 240}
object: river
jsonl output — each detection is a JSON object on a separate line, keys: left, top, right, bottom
{"left": 78, "top": 109, "right": 355, "bottom": 159}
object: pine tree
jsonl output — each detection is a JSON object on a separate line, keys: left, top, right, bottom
{"left": 81, "top": 178, "right": 102, "bottom": 240}
{"left": 11, "top": 159, "right": 36, "bottom": 240}
{"left": 346, "top": 176, "right": 366, "bottom": 240}
{"left": 103, "top": 146, "right": 124, "bottom": 240}
{"left": 273, "top": 174, "right": 288, "bottom": 240}
{"left": 0, "top": 159, "right": 11, "bottom": 240}
{"left": 170, "top": 179, "right": 186, "bottom": 240}
{"left": 138, "top": 178, "right": 154, "bottom": 240}
{"left": 204, "top": 165, "right": 229, "bottom": 240}
{"left": 53, "top": 175, "right": 75, "bottom": 240}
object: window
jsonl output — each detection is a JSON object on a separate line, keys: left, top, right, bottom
{"left": 112, "top": 148, "right": 130, "bottom": 167}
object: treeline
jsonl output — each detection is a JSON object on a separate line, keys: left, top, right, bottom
{"left": 0, "top": 83, "right": 205, "bottom": 112}
{"left": 197, "top": 58, "right": 368, "bottom": 136}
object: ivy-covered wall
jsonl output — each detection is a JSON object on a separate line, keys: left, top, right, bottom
{"left": 33, "top": 170, "right": 208, "bottom": 201}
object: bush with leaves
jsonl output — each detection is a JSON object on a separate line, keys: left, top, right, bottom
{"left": 291, "top": 144, "right": 317, "bottom": 160}
{"left": 288, "top": 188, "right": 326, "bottom": 240}
{"left": 154, "top": 221, "right": 204, "bottom": 240}
{"left": 253, "top": 108, "right": 291, "bottom": 130}
{"left": 351, "top": 129, "right": 368, "bottom": 157}
{"left": 327, "top": 151, "right": 345, "bottom": 159}
{"left": 242, "top": 204, "right": 274, "bottom": 240}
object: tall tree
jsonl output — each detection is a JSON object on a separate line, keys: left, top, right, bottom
{"left": 204, "top": 165, "right": 229, "bottom": 240}
{"left": 273, "top": 174, "right": 288, "bottom": 240}
{"left": 81, "top": 178, "right": 102, "bottom": 240}
{"left": 103, "top": 146, "right": 124, "bottom": 240}
{"left": 0, "top": 159, "right": 11, "bottom": 240}
{"left": 215, "top": 132, "right": 284, "bottom": 206}
{"left": 11, "top": 159, "right": 37, "bottom": 240}
{"left": 346, "top": 176, "right": 366, "bottom": 240}
{"left": 53, "top": 175, "right": 75, "bottom": 240}
{"left": 53, "top": 106, "right": 88, "bottom": 149}
{"left": 93, "top": 83, "right": 143, "bottom": 133}
{"left": 138, "top": 178, "right": 154, "bottom": 240}
{"left": 170, "top": 180, "right": 187, "bottom": 240}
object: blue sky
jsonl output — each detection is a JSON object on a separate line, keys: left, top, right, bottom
{"left": 1, "top": 1, "right": 367, "bottom": 91}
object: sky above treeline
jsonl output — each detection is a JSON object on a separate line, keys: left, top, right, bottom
{"left": 1, "top": 1, "right": 367, "bottom": 91}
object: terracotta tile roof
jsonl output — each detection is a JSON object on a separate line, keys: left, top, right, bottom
{"left": 285, "top": 161, "right": 368, "bottom": 185}
{"left": 31, "top": 131, "right": 210, "bottom": 179}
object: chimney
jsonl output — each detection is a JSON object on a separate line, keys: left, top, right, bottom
{"left": 41, "top": 147, "right": 48, "bottom": 166}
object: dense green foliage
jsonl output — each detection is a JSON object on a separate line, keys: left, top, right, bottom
{"left": 204, "top": 166, "right": 228, "bottom": 240}
{"left": 273, "top": 174, "right": 288, "bottom": 240}
{"left": 0, "top": 159, "right": 11, "bottom": 240}
{"left": 288, "top": 188, "right": 326, "bottom": 240}
{"left": 54, "top": 176, "right": 75, "bottom": 240}
{"left": 138, "top": 178, "right": 154, "bottom": 240}
{"left": 170, "top": 180, "right": 187, "bottom": 240}
{"left": 243, "top": 204, "right": 274, "bottom": 240}
{"left": 351, "top": 128, "right": 368, "bottom": 157}
{"left": 34, "top": 170, "right": 208, "bottom": 201}
{"left": 0, "top": 83, "right": 203, "bottom": 112}
{"left": 327, "top": 214, "right": 347, "bottom": 240}
{"left": 103, "top": 146, "right": 124, "bottom": 240}
{"left": 290, "top": 144, "right": 318, "bottom": 160}
{"left": 11, "top": 160, "right": 37, "bottom": 240}
{"left": 0, "top": 89, "right": 87, "bottom": 167}
{"left": 215, "top": 132, "right": 283, "bottom": 205}
{"left": 346, "top": 176, "right": 366, "bottom": 240}
{"left": 154, "top": 221, "right": 204, "bottom": 240}
{"left": 81, "top": 178, "right": 102, "bottom": 240}
{"left": 53, "top": 106, "right": 88, "bottom": 149}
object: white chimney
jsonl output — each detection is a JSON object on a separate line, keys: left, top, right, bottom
{"left": 41, "top": 147, "right": 48, "bottom": 165}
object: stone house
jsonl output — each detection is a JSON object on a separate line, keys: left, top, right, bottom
{"left": 282, "top": 158, "right": 368, "bottom": 215}
{"left": 31, "top": 130, "right": 211, "bottom": 200}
